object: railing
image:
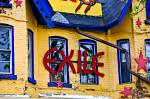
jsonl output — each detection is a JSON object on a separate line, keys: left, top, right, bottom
{"left": 76, "top": 27, "right": 150, "bottom": 84}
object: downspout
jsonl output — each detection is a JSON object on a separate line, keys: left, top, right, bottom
{"left": 76, "top": 27, "right": 150, "bottom": 84}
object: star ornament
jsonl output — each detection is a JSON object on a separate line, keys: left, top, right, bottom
{"left": 14, "top": 0, "right": 23, "bottom": 8}
{"left": 56, "top": 82, "right": 63, "bottom": 88}
{"left": 120, "top": 87, "right": 133, "bottom": 97}
{"left": 136, "top": 17, "right": 142, "bottom": 28}
{"left": 135, "top": 50, "right": 148, "bottom": 73}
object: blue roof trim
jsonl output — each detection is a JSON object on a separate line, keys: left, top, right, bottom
{"left": 118, "top": 0, "right": 132, "bottom": 24}
{"left": 31, "top": 0, "right": 131, "bottom": 31}
{"left": 31, "top": 0, "right": 54, "bottom": 28}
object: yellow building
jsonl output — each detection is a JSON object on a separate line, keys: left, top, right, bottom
{"left": 0, "top": 0, "right": 149, "bottom": 98}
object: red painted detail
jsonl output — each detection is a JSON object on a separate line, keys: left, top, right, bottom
{"left": 43, "top": 48, "right": 58, "bottom": 74}
{"left": 135, "top": 50, "right": 148, "bottom": 72}
{"left": 58, "top": 50, "right": 76, "bottom": 73}
{"left": 120, "top": 87, "right": 133, "bottom": 97}
{"left": 14, "top": 0, "right": 23, "bottom": 8}
{"left": 43, "top": 48, "right": 105, "bottom": 77}
{"left": 136, "top": 17, "right": 142, "bottom": 28}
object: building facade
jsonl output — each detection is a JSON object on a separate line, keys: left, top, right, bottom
{"left": 0, "top": 0, "right": 149, "bottom": 98}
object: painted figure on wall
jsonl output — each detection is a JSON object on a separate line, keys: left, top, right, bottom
{"left": 75, "top": 0, "right": 102, "bottom": 14}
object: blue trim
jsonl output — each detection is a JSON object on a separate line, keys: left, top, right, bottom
{"left": 48, "top": 82, "right": 72, "bottom": 88}
{"left": 118, "top": 0, "right": 132, "bottom": 24}
{"left": 28, "top": 29, "right": 36, "bottom": 84}
{"left": 0, "top": 75, "right": 17, "bottom": 80}
{"left": 31, "top": 0, "right": 54, "bottom": 28}
{"left": 0, "top": 3, "right": 12, "bottom": 8}
{"left": 0, "top": 1, "right": 12, "bottom": 8}
{"left": 28, "top": 77, "right": 37, "bottom": 84}
{"left": 48, "top": 36, "right": 70, "bottom": 87}
{"left": 117, "top": 39, "right": 132, "bottom": 84}
{"left": 11, "top": 25, "right": 15, "bottom": 75}
{"left": 79, "top": 39, "right": 99, "bottom": 85}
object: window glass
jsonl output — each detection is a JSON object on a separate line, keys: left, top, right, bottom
{"left": 0, "top": 26, "right": 11, "bottom": 74}
{"left": 145, "top": 41, "right": 150, "bottom": 80}
{"left": 79, "top": 40, "right": 97, "bottom": 84}
{"left": 49, "top": 37, "right": 68, "bottom": 83}
{"left": 28, "top": 31, "right": 34, "bottom": 79}
{"left": 117, "top": 40, "right": 131, "bottom": 84}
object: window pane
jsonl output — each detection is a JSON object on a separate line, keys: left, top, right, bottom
{"left": 28, "top": 31, "right": 33, "bottom": 78}
{"left": 50, "top": 38, "right": 67, "bottom": 83}
{"left": 0, "top": 27, "right": 10, "bottom": 49}
{"left": 81, "top": 74, "right": 87, "bottom": 83}
{"left": 118, "top": 40, "right": 131, "bottom": 84}
{"left": 80, "top": 42, "right": 96, "bottom": 84}
{"left": 0, "top": 51, "right": 10, "bottom": 61}
{"left": 0, "top": 62, "right": 10, "bottom": 73}
{"left": 145, "top": 42, "right": 150, "bottom": 80}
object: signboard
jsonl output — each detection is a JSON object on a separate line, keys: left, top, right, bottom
{"left": 49, "top": 0, "right": 102, "bottom": 16}
{"left": 43, "top": 48, "right": 105, "bottom": 77}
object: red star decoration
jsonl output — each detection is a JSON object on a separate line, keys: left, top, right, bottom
{"left": 56, "top": 82, "right": 63, "bottom": 88}
{"left": 136, "top": 17, "right": 142, "bottom": 28}
{"left": 120, "top": 87, "right": 133, "bottom": 97}
{"left": 135, "top": 50, "right": 148, "bottom": 72}
{"left": 14, "top": 0, "right": 23, "bottom": 8}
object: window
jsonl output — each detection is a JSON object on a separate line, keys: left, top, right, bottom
{"left": 145, "top": 0, "right": 150, "bottom": 24}
{"left": 117, "top": 39, "right": 132, "bottom": 84}
{"left": 0, "top": 0, "right": 12, "bottom": 8}
{"left": 79, "top": 39, "right": 98, "bottom": 84}
{"left": 28, "top": 30, "right": 36, "bottom": 84}
{"left": 48, "top": 36, "right": 71, "bottom": 88}
{"left": 145, "top": 40, "right": 150, "bottom": 81}
{"left": 0, "top": 25, "right": 16, "bottom": 80}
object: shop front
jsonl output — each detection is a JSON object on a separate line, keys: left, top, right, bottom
{"left": 0, "top": 0, "right": 149, "bottom": 98}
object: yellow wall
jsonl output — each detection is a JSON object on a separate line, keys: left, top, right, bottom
{"left": 0, "top": 0, "right": 27, "bottom": 95}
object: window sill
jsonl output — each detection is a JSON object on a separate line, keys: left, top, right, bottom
{"left": 28, "top": 77, "right": 37, "bottom": 85}
{"left": 48, "top": 82, "right": 72, "bottom": 88}
{"left": 145, "top": 19, "right": 150, "bottom": 24}
{"left": 0, "top": 75, "right": 17, "bottom": 80}
{"left": 0, "top": 2, "right": 12, "bottom": 8}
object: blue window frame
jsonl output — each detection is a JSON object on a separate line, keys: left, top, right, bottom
{"left": 28, "top": 29, "right": 36, "bottom": 84}
{"left": 0, "top": 24, "right": 16, "bottom": 80}
{"left": 48, "top": 36, "right": 71, "bottom": 88}
{"left": 0, "top": 0, "right": 12, "bottom": 8}
{"left": 117, "top": 39, "right": 132, "bottom": 84}
{"left": 145, "top": 0, "right": 150, "bottom": 24}
{"left": 145, "top": 39, "right": 150, "bottom": 81}
{"left": 79, "top": 39, "right": 98, "bottom": 84}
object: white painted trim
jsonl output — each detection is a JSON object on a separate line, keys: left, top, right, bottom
{"left": 39, "top": 93, "right": 110, "bottom": 99}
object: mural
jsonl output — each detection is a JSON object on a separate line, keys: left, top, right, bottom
{"left": 49, "top": 0, "right": 102, "bottom": 16}
{"left": 75, "top": 0, "right": 102, "bottom": 14}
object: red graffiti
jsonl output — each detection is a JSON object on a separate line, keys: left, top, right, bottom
{"left": 43, "top": 48, "right": 104, "bottom": 77}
